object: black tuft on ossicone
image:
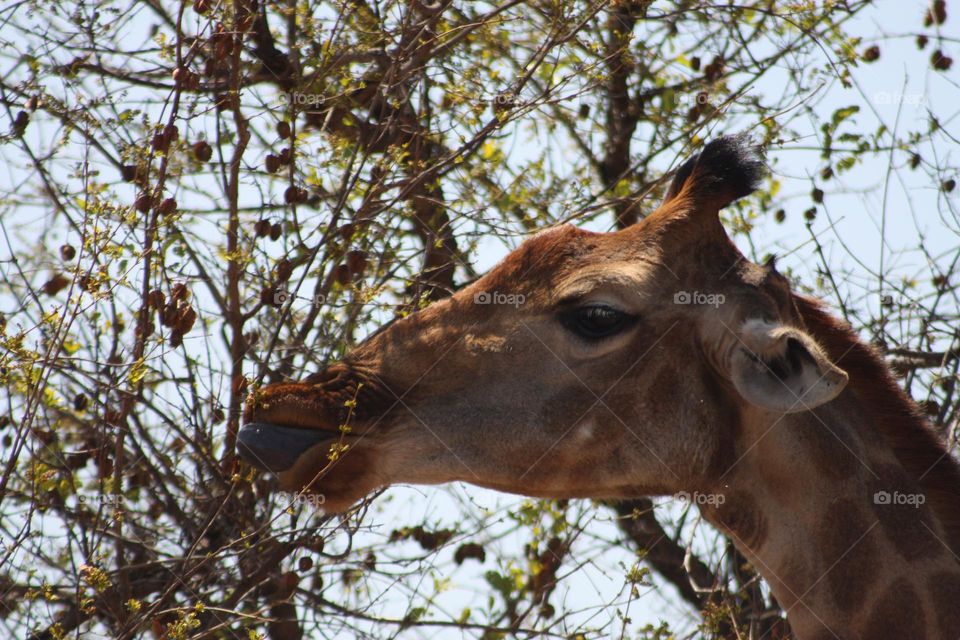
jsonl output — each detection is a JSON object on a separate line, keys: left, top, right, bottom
{"left": 665, "top": 133, "right": 767, "bottom": 207}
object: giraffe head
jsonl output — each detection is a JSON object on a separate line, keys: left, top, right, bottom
{"left": 239, "top": 135, "right": 849, "bottom": 513}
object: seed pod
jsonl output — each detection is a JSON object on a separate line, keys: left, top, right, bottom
{"left": 158, "top": 197, "right": 177, "bottom": 216}
{"left": 453, "top": 542, "right": 486, "bottom": 565}
{"left": 43, "top": 274, "right": 71, "bottom": 296}
{"left": 932, "top": 50, "right": 953, "bottom": 71}
{"left": 276, "top": 258, "right": 294, "bottom": 282}
{"left": 804, "top": 207, "right": 817, "bottom": 221}
{"left": 334, "top": 263, "right": 351, "bottom": 286}
{"left": 284, "top": 186, "right": 307, "bottom": 204}
{"left": 73, "top": 394, "right": 89, "bottom": 411}
{"left": 278, "top": 147, "right": 292, "bottom": 165}
{"left": 811, "top": 187, "right": 824, "bottom": 204}
{"left": 147, "top": 289, "right": 165, "bottom": 309}
{"left": 137, "top": 320, "right": 155, "bottom": 339}
{"left": 60, "top": 244, "right": 76, "bottom": 261}
{"left": 270, "top": 223, "right": 282, "bottom": 241}
{"left": 169, "top": 329, "right": 184, "bottom": 348}
{"left": 151, "top": 133, "right": 169, "bottom": 153}
{"left": 277, "top": 121, "right": 291, "bottom": 139}
{"left": 260, "top": 286, "right": 277, "bottom": 306}
{"left": 176, "top": 306, "right": 197, "bottom": 334}
{"left": 161, "top": 301, "right": 179, "bottom": 327}
{"left": 862, "top": 46, "right": 880, "bottom": 63}
{"left": 265, "top": 154, "right": 281, "bottom": 174}
{"left": 774, "top": 209, "right": 786, "bottom": 223}
{"left": 345, "top": 250, "right": 367, "bottom": 277}
{"left": 121, "top": 164, "right": 139, "bottom": 183}
{"left": 171, "top": 282, "right": 189, "bottom": 301}
{"left": 298, "top": 556, "right": 313, "bottom": 572}
{"left": 192, "top": 140, "right": 213, "bottom": 162}
{"left": 135, "top": 192, "right": 153, "bottom": 213}
{"left": 193, "top": 0, "right": 211, "bottom": 13}
{"left": 12, "top": 111, "right": 29, "bottom": 135}
{"left": 255, "top": 219, "right": 272, "bottom": 237}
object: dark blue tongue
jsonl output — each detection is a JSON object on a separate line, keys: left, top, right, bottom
{"left": 237, "top": 423, "right": 332, "bottom": 473}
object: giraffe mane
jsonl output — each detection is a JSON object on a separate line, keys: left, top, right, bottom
{"left": 794, "top": 293, "right": 960, "bottom": 557}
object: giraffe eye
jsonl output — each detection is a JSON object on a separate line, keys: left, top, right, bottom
{"left": 561, "top": 304, "right": 636, "bottom": 341}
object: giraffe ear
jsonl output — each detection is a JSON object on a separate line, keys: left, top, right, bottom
{"left": 729, "top": 319, "right": 848, "bottom": 413}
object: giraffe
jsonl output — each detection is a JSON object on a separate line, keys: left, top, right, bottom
{"left": 240, "top": 135, "right": 960, "bottom": 639}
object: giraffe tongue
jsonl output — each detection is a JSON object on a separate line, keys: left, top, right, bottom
{"left": 237, "top": 423, "right": 332, "bottom": 473}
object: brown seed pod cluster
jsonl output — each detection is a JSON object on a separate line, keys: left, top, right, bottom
{"left": 453, "top": 542, "right": 486, "bottom": 565}
{"left": 345, "top": 250, "right": 368, "bottom": 278}
{"left": 158, "top": 283, "right": 197, "bottom": 347}
{"left": 43, "top": 273, "right": 71, "bottom": 297}
{"left": 254, "top": 219, "right": 282, "bottom": 240}
{"left": 703, "top": 55, "right": 725, "bottom": 82}
{"left": 121, "top": 163, "right": 148, "bottom": 187}
{"left": 134, "top": 192, "right": 154, "bottom": 213}
{"left": 171, "top": 66, "right": 201, "bottom": 91}
{"left": 152, "top": 124, "right": 179, "bottom": 153}
{"left": 284, "top": 186, "right": 307, "bottom": 204}
{"left": 275, "top": 258, "right": 294, "bottom": 282}
{"left": 388, "top": 525, "right": 454, "bottom": 551}
{"left": 932, "top": 49, "right": 953, "bottom": 71}
{"left": 158, "top": 197, "right": 177, "bottom": 217}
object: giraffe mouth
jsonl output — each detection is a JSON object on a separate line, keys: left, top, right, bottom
{"left": 237, "top": 422, "right": 335, "bottom": 473}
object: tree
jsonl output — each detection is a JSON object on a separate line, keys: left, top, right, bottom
{"left": 0, "top": 0, "right": 956, "bottom": 637}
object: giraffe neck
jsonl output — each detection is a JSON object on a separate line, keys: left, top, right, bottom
{"left": 702, "top": 399, "right": 960, "bottom": 639}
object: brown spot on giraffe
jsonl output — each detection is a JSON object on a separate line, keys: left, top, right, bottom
{"left": 862, "top": 579, "right": 926, "bottom": 639}
{"left": 820, "top": 499, "right": 882, "bottom": 613}
{"left": 928, "top": 570, "right": 960, "bottom": 636}
{"left": 239, "top": 135, "right": 960, "bottom": 639}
